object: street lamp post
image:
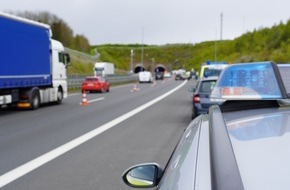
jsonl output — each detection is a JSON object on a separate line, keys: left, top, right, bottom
{"left": 130, "top": 49, "right": 134, "bottom": 74}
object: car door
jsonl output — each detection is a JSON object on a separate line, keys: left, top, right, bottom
{"left": 158, "top": 115, "right": 211, "bottom": 190}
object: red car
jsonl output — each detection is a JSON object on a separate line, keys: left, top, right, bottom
{"left": 81, "top": 76, "right": 110, "bottom": 93}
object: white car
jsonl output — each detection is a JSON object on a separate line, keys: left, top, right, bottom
{"left": 138, "top": 71, "right": 153, "bottom": 83}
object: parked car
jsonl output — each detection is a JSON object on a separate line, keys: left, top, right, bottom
{"left": 122, "top": 61, "right": 290, "bottom": 190}
{"left": 175, "top": 73, "right": 187, "bottom": 80}
{"left": 138, "top": 71, "right": 153, "bottom": 83}
{"left": 81, "top": 76, "right": 110, "bottom": 93}
{"left": 189, "top": 70, "right": 197, "bottom": 80}
{"left": 190, "top": 76, "right": 218, "bottom": 119}
{"left": 155, "top": 72, "right": 164, "bottom": 80}
{"left": 163, "top": 72, "right": 172, "bottom": 78}
{"left": 198, "top": 63, "right": 228, "bottom": 80}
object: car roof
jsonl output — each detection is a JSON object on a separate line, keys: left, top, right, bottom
{"left": 207, "top": 101, "right": 290, "bottom": 189}
{"left": 206, "top": 61, "right": 290, "bottom": 189}
{"left": 193, "top": 62, "right": 290, "bottom": 189}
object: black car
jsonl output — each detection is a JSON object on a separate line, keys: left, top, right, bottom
{"left": 155, "top": 72, "right": 164, "bottom": 80}
{"left": 175, "top": 73, "right": 187, "bottom": 80}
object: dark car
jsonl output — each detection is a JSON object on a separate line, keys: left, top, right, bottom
{"left": 175, "top": 73, "right": 187, "bottom": 80}
{"left": 81, "top": 76, "right": 110, "bottom": 93}
{"left": 190, "top": 76, "right": 218, "bottom": 119}
{"left": 155, "top": 72, "right": 164, "bottom": 80}
{"left": 122, "top": 61, "right": 290, "bottom": 190}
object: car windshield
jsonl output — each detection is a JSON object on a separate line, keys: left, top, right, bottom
{"left": 211, "top": 62, "right": 283, "bottom": 101}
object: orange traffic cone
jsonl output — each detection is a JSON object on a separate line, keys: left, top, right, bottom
{"left": 131, "top": 83, "right": 139, "bottom": 92}
{"left": 133, "top": 84, "right": 137, "bottom": 92}
{"left": 80, "top": 91, "right": 88, "bottom": 106}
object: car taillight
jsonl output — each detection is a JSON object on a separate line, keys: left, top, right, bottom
{"left": 193, "top": 95, "right": 200, "bottom": 103}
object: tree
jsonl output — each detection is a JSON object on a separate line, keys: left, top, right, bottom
{"left": 72, "top": 35, "right": 90, "bottom": 52}
{"left": 11, "top": 11, "right": 90, "bottom": 52}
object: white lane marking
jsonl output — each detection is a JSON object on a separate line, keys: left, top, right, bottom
{"left": 0, "top": 80, "right": 187, "bottom": 188}
{"left": 87, "top": 97, "right": 105, "bottom": 103}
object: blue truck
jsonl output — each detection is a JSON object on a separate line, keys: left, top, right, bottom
{"left": 0, "top": 12, "right": 70, "bottom": 109}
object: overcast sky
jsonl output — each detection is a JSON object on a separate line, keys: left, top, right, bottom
{"left": 1, "top": 0, "right": 290, "bottom": 45}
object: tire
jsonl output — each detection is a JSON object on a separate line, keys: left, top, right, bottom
{"left": 31, "top": 90, "right": 40, "bottom": 110}
{"left": 56, "top": 88, "right": 63, "bottom": 104}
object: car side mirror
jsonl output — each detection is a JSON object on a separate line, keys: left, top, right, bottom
{"left": 122, "top": 163, "right": 163, "bottom": 188}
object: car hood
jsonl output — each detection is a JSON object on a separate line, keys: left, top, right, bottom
{"left": 224, "top": 108, "right": 290, "bottom": 190}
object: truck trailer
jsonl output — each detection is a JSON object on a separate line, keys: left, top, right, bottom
{"left": 94, "top": 62, "right": 115, "bottom": 77}
{"left": 0, "top": 12, "right": 70, "bottom": 109}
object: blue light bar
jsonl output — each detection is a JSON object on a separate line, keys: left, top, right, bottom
{"left": 205, "top": 61, "right": 228, "bottom": 65}
{"left": 211, "top": 62, "right": 283, "bottom": 101}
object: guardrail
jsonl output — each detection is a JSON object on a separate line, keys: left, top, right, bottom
{"left": 67, "top": 74, "right": 138, "bottom": 89}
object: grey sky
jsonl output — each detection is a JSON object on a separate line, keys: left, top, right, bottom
{"left": 1, "top": 0, "right": 289, "bottom": 45}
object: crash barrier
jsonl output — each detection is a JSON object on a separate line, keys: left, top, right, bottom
{"left": 67, "top": 74, "right": 139, "bottom": 90}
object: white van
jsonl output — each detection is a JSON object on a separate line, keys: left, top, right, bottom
{"left": 138, "top": 71, "right": 153, "bottom": 83}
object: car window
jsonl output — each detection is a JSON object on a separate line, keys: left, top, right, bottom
{"left": 200, "top": 80, "right": 216, "bottom": 93}
{"left": 204, "top": 68, "right": 222, "bottom": 78}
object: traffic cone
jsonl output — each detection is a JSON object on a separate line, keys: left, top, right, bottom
{"left": 80, "top": 91, "right": 88, "bottom": 106}
{"left": 131, "top": 83, "right": 139, "bottom": 92}
{"left": 133, "top": 84, "right": 137, "bottom": 92}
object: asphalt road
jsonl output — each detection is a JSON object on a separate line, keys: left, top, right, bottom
{"left": 0, "top": 78, "right": 196, "bottom": 190}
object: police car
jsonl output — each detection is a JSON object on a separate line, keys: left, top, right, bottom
{"left": 122, "top": 61, "right": 290, "bottom": 190}
{"left": 198, "top": 62, "right": 228, "bottom": 79}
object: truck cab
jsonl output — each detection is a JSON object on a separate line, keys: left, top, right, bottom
{"left": 0, "top": 12, "right": 70, "bottom": 109}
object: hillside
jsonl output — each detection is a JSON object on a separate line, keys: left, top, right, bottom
{"left": 13, "top": 11, "right": 290, "bottom": 75}
{"left": 61, "top": 19, "right": 290, "bottom": 76}
{"left": 89, "top": 20, "right": 290, "bottom": 74}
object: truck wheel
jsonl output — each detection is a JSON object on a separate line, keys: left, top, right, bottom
{"left": 56, "top": 89, "right": 63, "bottom": 104}
{"left": 31, "top": 90, "right": 40, "bottom": 110}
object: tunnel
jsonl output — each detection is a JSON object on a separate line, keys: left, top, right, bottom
{"left": 134, "top": 63, "right": 145, "bottom": 73}
{"left": 154, "top": 64, "right": 166, "bottom": 80}
{"left": 154, "top": 64, "right": 166, "bottom": 73}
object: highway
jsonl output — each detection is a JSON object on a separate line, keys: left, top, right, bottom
{"left": 0, "top": 78, "right": 196, "bottom": 190}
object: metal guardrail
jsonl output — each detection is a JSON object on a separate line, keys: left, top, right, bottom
{"left": 67, "top": 74, "right": 138, "bottom": 89}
